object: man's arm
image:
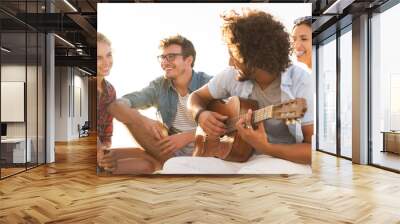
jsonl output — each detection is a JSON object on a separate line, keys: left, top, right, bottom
{"left": 188, "top": 86, "right": 211, "bottom": 119}
{"left": 157, "top": 131, "right": 195, "bottom": 157}
{"left": 107, "top": 100, "right": 165, "bottom": 141}
{"left": 256, "top": 124, "right": 312, "bottom": 164}
{"left": 107, "top": 100, "right": 143, "bottom": 125}
{"left": 107, "top": 77, "right": 159, "bottom": 125}
{"left": 188, "top": 85, "right": 227, "bottom": 136}
{"left": 236, "top": 110, "right": 312, "bottom": 165}
{"left": 120, "top": 78, "right": 159, "bottom": 110}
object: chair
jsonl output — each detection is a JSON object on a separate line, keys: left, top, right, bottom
{"left": 78, "top": 121, "right": 90, "bottom": 138}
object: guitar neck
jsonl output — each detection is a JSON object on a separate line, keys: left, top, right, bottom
{"left": 253, "top": 106, "right": 274, "bottom": 123}
{"left": 225, "top": 105, "right": 273, "bottom": 133}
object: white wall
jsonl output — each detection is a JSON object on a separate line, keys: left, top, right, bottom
{"left": 1, "top": 65, "right": 34, "bottom": 138}
{"left": 54, "top": 67, "right": 89, "bottom": 141}
{"left": 73, "top": 73, "right": 89, "bottom": 136}
{"left": 1, "top": 64, "right": 46, "bottom": 163}
{"left": 55, "top": 67, "right": 69, "bottom": 141}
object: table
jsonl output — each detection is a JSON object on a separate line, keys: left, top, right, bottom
{"left": 381, "top": 131, "right": 400, "bottom": 154}
{"left": 0, "top": 138, "right": 32, "bottom": 164}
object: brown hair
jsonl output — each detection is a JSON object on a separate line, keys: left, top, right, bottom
{"left": 97, "top": 32, "right": 111, "bottom": 46}
{"left": 293, "top": 16, "right": 312, "bottom": 29}
{"left": 221, "top": 9, "right": 291, "bottom": 78}
{"left": 159, "top": 35, "right": 196, "bottom": 67}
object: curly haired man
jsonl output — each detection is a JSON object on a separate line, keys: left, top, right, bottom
{"left": 188, "top": 9, "right": 314, "bottom": 165}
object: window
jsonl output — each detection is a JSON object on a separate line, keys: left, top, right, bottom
{"left": 0, "top": 2, "right": 47, "bottom": 179}
{"left": 317, "top": 35, "right": 337, "bottom": 154}
{"left": 339, "top": 27, "right": 352, "bottom": 158}
{"left": 370, "top": 2, "right": 400, "bottom": 171}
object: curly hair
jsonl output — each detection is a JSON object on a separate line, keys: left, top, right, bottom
{"left": 159, "top": 35, "right": 196, "bottom": 68}
{"left": 221, "top": 9, "right": 291, "bottom": 78}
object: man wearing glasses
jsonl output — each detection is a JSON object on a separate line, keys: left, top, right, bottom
{"left": 99, "top": 35, "right": 211, "bottom": 174}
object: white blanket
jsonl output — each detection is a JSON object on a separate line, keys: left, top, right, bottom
{"left": 159, "top": 154, "right": 312, "bottom": 174}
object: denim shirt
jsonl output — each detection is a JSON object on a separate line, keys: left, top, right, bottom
{"left": 208, "top": 63, "right": 314, "bottom": 143}
{"left": 119, "top": 70, "right": 212, "bottom": 128}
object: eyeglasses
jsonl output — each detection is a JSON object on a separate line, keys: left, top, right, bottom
{"left": 157, "top": 53, "right": 183, "bottom": 63}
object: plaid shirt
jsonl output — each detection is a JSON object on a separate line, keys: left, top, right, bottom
{"left": 97, "top": 79, "right": 116, "bottom": 146}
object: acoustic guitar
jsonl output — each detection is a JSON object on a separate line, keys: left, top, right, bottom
{"left": 192, "top": 96, "right": 307, "bottom": 162}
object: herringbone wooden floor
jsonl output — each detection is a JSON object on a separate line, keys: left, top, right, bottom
{"left": 1, "top": 135, "right": 400, "bottom": 224}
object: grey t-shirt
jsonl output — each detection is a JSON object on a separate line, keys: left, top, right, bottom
{"left": 249, "top": 77, "right": 296, "bottom": 146}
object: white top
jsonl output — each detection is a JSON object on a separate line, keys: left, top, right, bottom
{"left": 171, "top": 93, "right": 196, "bottom": 156}
{"left": 171, "top": 94, "right": 196, "bottom": 132}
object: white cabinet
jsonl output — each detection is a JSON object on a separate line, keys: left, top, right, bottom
{"left": 1, "top": 138, "right": 32, "bottom": 163}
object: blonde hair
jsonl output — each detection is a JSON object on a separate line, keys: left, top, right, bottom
{"left": 97, "top": 32, "right": 111, "bottom": 46}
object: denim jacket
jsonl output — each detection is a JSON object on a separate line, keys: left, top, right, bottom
{"left": 119, "top": 70, "right": 212, "bottom": 128}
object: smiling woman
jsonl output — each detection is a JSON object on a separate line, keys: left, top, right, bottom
{"left": 291, "top": 16, "right": 312, "bottom": 71}
{"left": 96, "top": 32, "right": 116, "bottom": 151}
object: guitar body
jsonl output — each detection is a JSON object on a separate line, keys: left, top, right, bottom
{"left": 193, "top": 96, "right": 258, "bottom": 162}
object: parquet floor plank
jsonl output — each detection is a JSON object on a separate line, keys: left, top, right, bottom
{"left": 0, "top": 135, "right": 399, "bottom": 223}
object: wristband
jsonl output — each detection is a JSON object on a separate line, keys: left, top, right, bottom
{"left": 194, "top": 109, "right": 206, "bottom": 123}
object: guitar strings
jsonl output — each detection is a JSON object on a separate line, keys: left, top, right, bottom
{"left": 224, "top": 108, "right": 268, "bottom": 132}
{"left": 221, "top": 99, "right": 302, "bottom": 132}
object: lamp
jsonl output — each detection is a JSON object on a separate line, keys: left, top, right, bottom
{"left": 54, "top": 34, "right": 75, "bottom": 48}
{"left": 1, "top": 47, "right": 11, "bottom": 53}
{"left": 63, "top": 0, "right": 78, "bottom": 12}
